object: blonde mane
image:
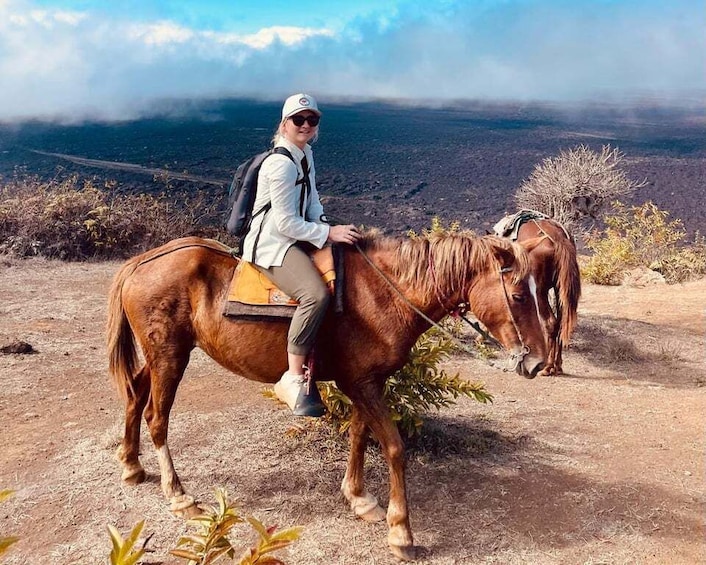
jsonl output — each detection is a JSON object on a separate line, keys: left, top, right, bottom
{"left": 356, "top": 230, "right": 530, "bottom": 297}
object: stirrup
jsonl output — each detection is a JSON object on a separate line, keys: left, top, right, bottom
{"left": 293, "top": 379, "right": 326, "bottom": 417}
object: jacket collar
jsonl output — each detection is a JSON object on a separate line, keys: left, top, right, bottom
{"left": 275, "top": 136, "right": 310, "bottom": 163}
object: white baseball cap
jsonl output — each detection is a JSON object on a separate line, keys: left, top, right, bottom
{"left": 281, "top": 93, "right": 321, "bottom": 120}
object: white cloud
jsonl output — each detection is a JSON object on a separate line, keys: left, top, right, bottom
{"left": 130, "top": 21, "right": 196, "bottom": 45}
{"left": 0, "top": 0, "right": 703, "bottom": 122}
{"left": 237, "top": 26, "right": 335, "bottom": 49}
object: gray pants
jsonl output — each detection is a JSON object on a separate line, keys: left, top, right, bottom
{"left": 255, "top": 244, "right": 330, "bottom": 356}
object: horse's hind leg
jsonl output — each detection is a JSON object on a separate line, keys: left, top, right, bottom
{"left": 143, "top": 354, "right": 198, "bottom": 517}
{"left": 117, "top": 365, "right": 151, "bottom": 484}
{"left": 341, "top": 408, "right": 386, "bottom": 522}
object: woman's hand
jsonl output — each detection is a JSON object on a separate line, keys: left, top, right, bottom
{"left": 327, "top": 224, "right": 361, "bottom": 245}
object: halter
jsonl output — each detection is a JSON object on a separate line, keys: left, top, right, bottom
{"left": 497, "top": 266, "right": 531, "bottom": 372}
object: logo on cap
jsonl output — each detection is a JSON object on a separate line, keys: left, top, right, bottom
{"left": 299, "top": 97, "right": 310, "bottom": 106}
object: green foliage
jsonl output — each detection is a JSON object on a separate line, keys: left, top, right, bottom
{"left": 0, "top": 174, "right": 226, "bottom": 260}
{"left": 239, "top": 517, "right": 302, "bottom": 565}
{"left": 171, "top": 489, "right": 242, "bottom": 564}
{"left": 407, "top": 216, "right": 465, "bottom": 239}
{"left": 171, "top": 488, "right": 300, "bottom": 565}
{"left": 320, "top": 327, "right": 492, "bottom": 438}
{"left": 108, "top": 520, "right": 146, "bottom": 565}
{"left": 0, "top": 490, "right": 19, "bottom": 557}
{"left": 582, "top": 201, "right": 706, "bottom": 284}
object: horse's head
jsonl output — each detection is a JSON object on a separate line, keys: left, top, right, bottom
{"left": 467, "top": 237, "right": 547, "bottom": 378}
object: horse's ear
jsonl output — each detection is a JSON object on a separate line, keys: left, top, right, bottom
{"left": 519, "top": 236, "right": 546, "bottom": 253}
{"left": 491, "top": 243, "right": 516, "bottom": 270}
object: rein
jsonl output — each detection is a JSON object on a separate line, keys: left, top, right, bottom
{"left": 354, "top": 242, "right": 528, "bottom": 372}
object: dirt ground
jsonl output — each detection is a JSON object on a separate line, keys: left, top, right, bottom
{"left": 0, "top": 256, "right": 704, "bottom": 565}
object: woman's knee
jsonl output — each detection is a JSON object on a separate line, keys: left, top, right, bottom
{"left": 301, "top": 283, "right": 330, "bottom": 309}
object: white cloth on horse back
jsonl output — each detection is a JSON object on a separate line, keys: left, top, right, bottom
{"left": 242, "top": 137, "right": 329, "bottom": 268}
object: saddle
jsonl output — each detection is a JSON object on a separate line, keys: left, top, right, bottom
{"left": 493, "top": 209, "right": 549, "bottom": 241}
{"left": 224, "top": 245, "right": 344, "bottom": 319}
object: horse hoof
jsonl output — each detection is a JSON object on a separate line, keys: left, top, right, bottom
{"left": 358, "top": 504, "right": 386, "bottom": 522}
{"left": 170, "top": 494, "right": 200, "bottom": 518}
{"left": 121, "top": 467, "right": 146, "bottom": 485}
{"left": 390, "top": 543, "right": 417, "bottom": 562}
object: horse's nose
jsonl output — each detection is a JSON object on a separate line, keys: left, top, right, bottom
{"left": 516, "top": 359, "right": 544, "bottom": 379}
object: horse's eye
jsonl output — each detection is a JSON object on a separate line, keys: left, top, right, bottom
{"left": 512, "top": 293, "right": 526, "bottom": 303}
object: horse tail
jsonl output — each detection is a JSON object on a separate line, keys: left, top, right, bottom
{"left": 553, "top": 237, "right": 582, "bottom": 347}
{"left": 106, "top": 259, "right": 141, "bottom": 401}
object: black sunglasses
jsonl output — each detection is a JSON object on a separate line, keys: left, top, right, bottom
{"left": 290, "top": 114, "right": 320, "bottom": 127}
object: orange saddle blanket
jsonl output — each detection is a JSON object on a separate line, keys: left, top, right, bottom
{"left": 224, "top": 246, "right": 335, "bottom": 319}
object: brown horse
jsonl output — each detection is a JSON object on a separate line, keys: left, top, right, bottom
{"left": 511, "top": 217, "right": 582, "bottom": 376}
{"left": 106, "top": 232, "right": 547, "bottom": 561}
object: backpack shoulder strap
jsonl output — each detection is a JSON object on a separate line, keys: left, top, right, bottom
{"left": 271, "top": 146, "right": 294, "bottom": 162}
{"left": 266, "top": 146, "right": 308, "bottom": 217}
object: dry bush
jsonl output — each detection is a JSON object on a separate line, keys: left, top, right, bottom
{"left": 0, "top": 174, "right": 228, "bottom": 260}
{"left": 582, "top": 201, "right": 706, "bottom": 285}
{"left": 514, "top": 144, "right": 646, "bottom": 233}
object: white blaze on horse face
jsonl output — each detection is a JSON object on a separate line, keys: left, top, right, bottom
{"left": 528, "top": 275, "right": 541, "bottom": 322}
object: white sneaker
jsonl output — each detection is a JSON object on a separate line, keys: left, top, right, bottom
{"left": 274, "top": 372, "right": 306, "bottom": 411}
{"left": 273, "top": 371, "right": 326, "bottom": 417}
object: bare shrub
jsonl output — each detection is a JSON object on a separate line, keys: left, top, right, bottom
{"left": 0, "top": 175, "right": 228, "bottom": 260}
{"left": 514, "top": 144, "right": 646, "bottom": 233}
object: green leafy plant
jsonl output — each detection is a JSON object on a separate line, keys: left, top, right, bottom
{"left": 238, "top": 517, "right": 302, "bottom": 565}
{"left": 108, "top": 520, "right": 146, "bottom": 565}
{"left": 0, "top": 490, "right": 19, "bottom": 557}
{"left": 320, "top": 326, "right": 492, "bottom": 438}
{"left": 171, "top": 488, "right": 300, "bottom": 565}
{"left": 582, "top": 201, "right": 706, "bottom": 284}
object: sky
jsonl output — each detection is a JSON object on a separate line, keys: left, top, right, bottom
{"left": 0, "top": 0, "right": 704, "bottom": 122}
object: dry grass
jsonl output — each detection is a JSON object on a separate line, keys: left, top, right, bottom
{"left": 1, "top": 260, "right": 705, "bottom": 564}
{"left": 0, "top": 175, "right": 231, "bottom": 260}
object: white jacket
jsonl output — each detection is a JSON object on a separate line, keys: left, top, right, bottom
{"left": 242, "top": 137, "right": 329, "bottom": 268}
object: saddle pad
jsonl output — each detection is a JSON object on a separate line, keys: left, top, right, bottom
{"left": 224, "top": 246, "right": 336, "bottom": 319}
{"left": 493, "top": 209, "right": 549, "bottom": 241}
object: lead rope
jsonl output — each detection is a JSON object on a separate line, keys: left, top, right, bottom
{"left": 354, "top": 242, "right": 519, "bottom": 371}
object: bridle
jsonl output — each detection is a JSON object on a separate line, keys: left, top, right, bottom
{"left": 495, "top": 266, "right": 531, "bottom": 372}
{"left": 429, "top": 252, "right": 532, "bottom": 372}
{"left": 357, "top": 242, "right": 532, "bottom": 372}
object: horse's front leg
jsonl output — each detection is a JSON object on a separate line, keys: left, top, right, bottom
{"left": 538, "top": 295, "right": 559, "bottom": 376}
{"left": 355, "top": 393, "right": 416, "bottom": 561}
{"left": 341, "top": 408, "right": 386, "bottom": 522}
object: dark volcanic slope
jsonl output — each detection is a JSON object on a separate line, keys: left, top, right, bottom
{"left": 0, "top": 99, "right": 704, "bottom": 236}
